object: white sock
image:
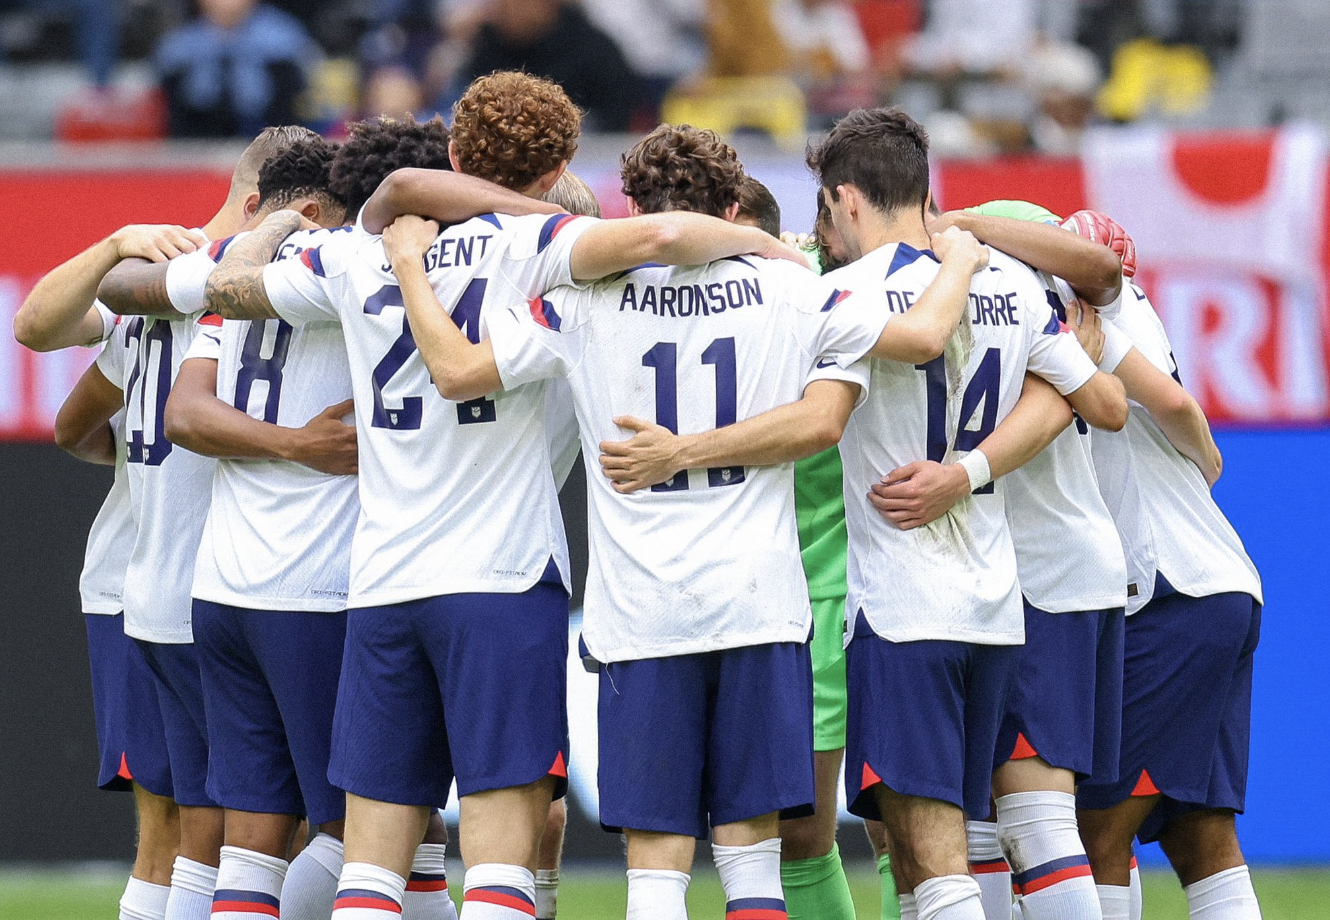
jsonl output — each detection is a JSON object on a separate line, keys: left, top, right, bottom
{"left": 120, "top": 875, "right": 171, "bottom": 920}
{"left": 900, "top": 892, "right": 919, "bottom": 920}
{"left": 405, "top": 843, "right": 457, "bottom": 920}
{"left": 713, "top": 838, "right": 786, "bottom": 916}
{"left": 461, "top": 863, "right": 537, "bottom": 919}
{"left": 1183, "top": 866, "right": 1262, "bottom": 919}
{"left": 996, "top": 792, "right": 1099, "bottom": 920}
{"left": 282, "top": 834, "right": 344, "bottom": 920}
{"left": 914, "top": 875, "right": 986, "bottom": 920}
{"left": 164, "top": 857, "right": 218, "bottom": 920}
{"left": 211, "top": 846, "right": 287, "bottom": 919}
{"left": 1097, "top": 884, "right": 1131, "bottom": 920}
{"left": 333, "top": 862, "right": 407, "bottom": 919}
{"left": 966, "top": 820, "right": 1012, "bottom": 920}
{"left": 535, "top": 869, "right": 559, "bottom": 920}
{"left": 626, "top": 869, "right": 689, "bottom": 920}
{"left": 1129, "top": 860, "right": 1142, "bottom": 920}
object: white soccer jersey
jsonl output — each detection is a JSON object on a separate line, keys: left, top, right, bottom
{"left": 168, "top": 230, "right": 360, "bottom": 611}
{"left": 491, "top": 256, "right": 886, "bottom": 663}
{"left": 1002, "top": 274, "right": 1128, "bottom": 613}
{"left": 80, "top": 318, "right": 134, "bottom": 615}
{"left": 263, "top": 212, "right": 595, "bottom": 607}
{"left": 1092, "top": 283, "right": 1262, "bottom": 605}
{"left": 100, "top": 309, "right": 219, "bottom": 643}
{"left": 833, "top": 244, "right": 1100, "bottom": 645}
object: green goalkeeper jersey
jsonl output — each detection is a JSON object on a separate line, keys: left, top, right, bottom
{"left": 795, "top": 444, "right": 849, "bottom": 601}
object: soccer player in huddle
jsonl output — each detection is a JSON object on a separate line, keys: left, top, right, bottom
{"left": 24, "top": 223, "right": 207, "bottom": 920}
{"left": 201, "top": 78, "right": 812, "bottom": 920}
{"left": 51, "top": 126, "right": 329, "bottom": 920}
{"left": 359, "top": 121, "right": 1004, "bottom": 920}
{"left": 102, "top": 116, "right": 545, "bottom": 920}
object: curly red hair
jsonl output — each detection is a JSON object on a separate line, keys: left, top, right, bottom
{"left": 450, "top": 71, "right": 581, "bottom": 191}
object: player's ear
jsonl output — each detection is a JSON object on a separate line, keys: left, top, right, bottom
{"left": 626, "top": 198, "right": 643, "bottom": 218}
{"left": 722, "top": 202, "right": 741, "bottom": 223}
{"left": 296, "top": 198, "right": 323, "bottom": 225}
{"left": 242, "top": 192, "right": 262, "bottom": 221}
{"left": 447, "top": 139, "right": 462, "bottom": 173}
{"left": 531, "top": 161, "right": 568, "bottom": 198}
{"left": 837, "top": 185, "right": 858, "bottom": 220}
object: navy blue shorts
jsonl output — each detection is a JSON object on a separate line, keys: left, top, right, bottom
{"left": 994, "top": 604, "right": 1125, "bottom": 782}
{"left": 597, "top": 642, "right": 815, "bottom": 839}
{"left": 846, "top": 613, "right": 1020, "bottom": 821}
{"left": 194, "top": 600, "right": 348, "bottom": 825}
{"left": 329, "top": 583, "right": 570, "bottom": 808}
{"left": 85, "top": 613, "right": 172, "bottom": 796}
{"left": 1077, "top": 578, "right": 1260, "bottom": 844}
{"left": 134, "top": 639, "right": 217, "bottom": 808}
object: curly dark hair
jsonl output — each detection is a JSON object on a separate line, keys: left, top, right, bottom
{"left": 451, "top": 71, "right": 581, "bottom": 191}
{"left": 330, "top": 115, "right": 453, "bottom": 216}
{"left": 807, "top": 107, "right": 931, "bottom": 215}
{"left": 621, "top": 124, "right": 745, "bottom": 218}
{"left": 256, "top": 135, "right": 343, "bottom": 219}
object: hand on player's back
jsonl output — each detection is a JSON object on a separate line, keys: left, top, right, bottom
{"left": 599, "top": 416, "right": 686, "bottom": 494}
{"left": 868, "top": 460, "right": 972, "bottom": 530}
{"left": 290, "top": 399, "right": 358, "bottom": 476}
{"left": 753, "top": 235, "right": 813, "bottom": 270}
{"left": 112, "top": 224, "right": 208, "bottom": 262}
{"left": 931, "top": 226, "right": 989, "bottom": 273}
{"left": 383, "top": 215, "right": 442, "bottom": 266}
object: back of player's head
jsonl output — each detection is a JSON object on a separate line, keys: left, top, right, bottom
{"left": 450, "top": 71, "right": 581, "bottom": 191}
{"left": 806, "top": 107, "right": 931, "bottom": 216}
{"left": 256, "top": 135, "right": 345, "bottom": 224}
{"left": 330, "top": 115, "right": 453, "bottom": 217}
{"left": 736, "top": 176, "right": 781, "bottom": 237}
{"left": 230, "top": 125, "right": 321, "bottom": 200}
{"left": 543, "top": 170, "right": 601, "bottom": 218}
{"left": 620, "top": 124, "right": 745, "bottom": 219}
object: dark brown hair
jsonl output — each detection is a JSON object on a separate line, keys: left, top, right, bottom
{"left": 451, "top": 71, "right": 581, "bottom": 191}
{"left": 737, "top": 176, "right": 781, "bottom": 237}
{"left": 621, "top": 124, "right": 745, "bottom": 218}
{"left": 257, "top": 135, "right": 344, "bottom": 221}
{"left": 806, "top": 107, "right": 931, "bottom": 215}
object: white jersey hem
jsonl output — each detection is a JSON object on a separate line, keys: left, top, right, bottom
{"left": 81, "top": 604, "right": 123, "bottom": 616}
{"left": 845, "top": 624, "right": 1025, "bottom": 647}
{"left": 1021, "top": 591, "right": 1130, "bottom": 614}
{"left": 190, "top": 588, "right": 348, "bottom": 613}
{"left": 348, "top": 572, "right": 570, "bottom": 610}
{"left": 586, "top": 624, "right": 813, "bottom": 664}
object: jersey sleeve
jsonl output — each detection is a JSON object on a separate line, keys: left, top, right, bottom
{"left": 1025, "top": 297, "right": 1098, "bottom": 395}
{"left": 92, "top": 301, "right": 118, "bottom": 344}
{"left": 1099, "top": 320, "right": 1133, "bottom": 373}
{"left": 184, "top": 319, "right": 223, "bottom": 362}
{"left": 94, "top": 322, "right": 128, "bottom": 391}
{"left": 1107, "top": 284, "right": 1175, "bottom": 375}
{"left": 165, "top": 246, "right": 225, "bottom": 316}
{"left": 489, "top": 287, "right": 587, "bottom": 390}
{"left": 263, "top": 243, "right": 346, "bottom": 326}
{"left": 782, "top": 262, "right": 889, "bottom": 368}
{"left": 804, "top": 355, "right": 871, "bottom": 408}
{"left": 498, "top": 214, "right": 597, "bottom": 297}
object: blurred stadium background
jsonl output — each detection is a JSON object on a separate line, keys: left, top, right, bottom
{"left": 1, "top": 0, "right": 1328, "bottom": 917}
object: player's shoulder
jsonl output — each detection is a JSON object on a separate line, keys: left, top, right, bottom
{"left": 482, "top": 212, "right": 597, "bottom": 260}
{"left": 983, "top": 247, "right": 1041, "bottom": 286}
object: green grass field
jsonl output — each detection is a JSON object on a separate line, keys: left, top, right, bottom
{"left": 2, "top": 865, "right": 1328, "bottom": 919}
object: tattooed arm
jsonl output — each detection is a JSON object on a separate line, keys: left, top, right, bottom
{"left": 204, "top": 210, "right": 303, "bottom": 320}
{"left": 97, "top": 258, "right": 180, "bottom": 316}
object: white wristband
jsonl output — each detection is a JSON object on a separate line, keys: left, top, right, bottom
{"left": 958, "top": 450, "right": 992, "bottom": 493}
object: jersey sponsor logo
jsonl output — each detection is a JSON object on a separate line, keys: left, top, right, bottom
{"left": 815, "top": 358, "right": 838, "bottom": 369}
{"left": 618, "top": 278, "right": 763, "bottom": 318}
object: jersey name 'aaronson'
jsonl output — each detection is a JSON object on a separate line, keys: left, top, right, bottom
{"left": 618, "top": 276, "right": 764, "bottom": 318}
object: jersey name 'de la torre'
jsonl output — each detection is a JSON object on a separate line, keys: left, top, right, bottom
{"left": 96, "top": 260, "right": 219, "bottom": 643}
{"left": 167, "top": 228, "right": 360, "bottom": 611}
{"left": 1091, "top": 282, "right": 1262, "bottom": 607}
{"left": 262, "top": 212, "right": 594, "bottom": 608}
{"left": 832, "top": 244, "right": 1099, "bottom": 646}
{"left": 80, "top": 306, "right": 134, "bottom": 615}
{"left": 491, "top": 256, "right": 883, "bottom": 663}
{"left": 1001, "top": 273, "right": 1128, "bottom": 613}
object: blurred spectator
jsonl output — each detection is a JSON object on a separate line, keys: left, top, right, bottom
{"left": 460, "top": 0, "right": 641, "bottom": 131}
{"left": 904, "top": 0, "right": 1041, "bottom": 75}
{"left": 771, "top": 0, "right": 876, "bottom": 122}
{"left": 0, "top": 0, "right": 118, "bottom": 86}
{"left": 708, "top": 0, "right": 789, "bottom": 77}
{"left": 361, "top": 64, "right": 427, "bottom": 120}
{"left": 1022, "top": 39, "right": 1103, "bottom": 154}
{"left": 582, "top": 0, "right": 706, "bottom": 112}
{"left": 157, "top": 0, "right": 319, "bottom": 138}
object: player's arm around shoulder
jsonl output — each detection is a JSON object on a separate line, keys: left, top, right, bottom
{"left": 54, "top": 361, "right": 123, "bottom": 465}
{"left": 205, "top": 210, "right": 308, "bottom": 321}
{"left": 383, "top": 215, "right": 503, "bottom": 402}
{"left": 360, "top": 167, "right": 564, "bottom": 234}
{"left": 865, "top": 226, "right": 989, "bottom": 364}
{"left": 1055, "top": 299, "right": 1128, "bottom": 431}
